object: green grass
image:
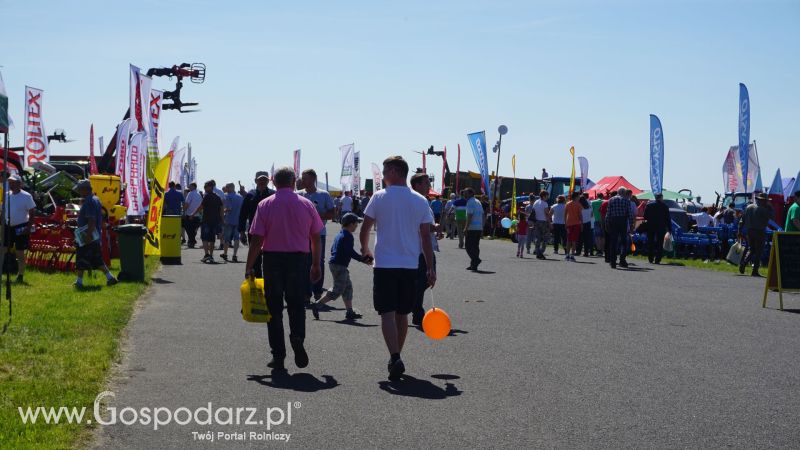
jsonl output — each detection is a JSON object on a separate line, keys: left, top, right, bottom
{"left": 0, "top": 257, "right": 159, "bottom": 449}
{"left": 628, "top": 254, "right": 743, "bottom": 274}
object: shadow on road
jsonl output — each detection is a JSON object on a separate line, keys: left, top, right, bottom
{"left": 331, "top": 319, "right": 378, "bottom": 327}
{"left": 775, "top": 308, "right": 800, "bottom": 315}
{"left": 247, "top": 372, "right": 339, "bottom": 392}
{"left": 151, "top": 277, "right": 174, "bottom": 284}
{"left": 448, "top": 328, "right": 468, "bottom": 336}
{"left": 378, "top": 374, "right": 462, "bottom": 399}
{"left": 471, "top": 270, "right": 496, "bottom": 274}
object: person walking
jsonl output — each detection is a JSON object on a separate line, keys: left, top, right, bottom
{"left": 245, "top": 167, "right": 323, "bottom": 370}
{"left": 577, "top": 193, "right": 594, "bottom": 257}
{"left": 550, "top": 195, "right": 566, "bottom": 255}
{"left": 2, "top": 174, "right": 36, "bottom": 283}
{"left": 531, "top": 191, "right": 551, "bottom": 259}
{"left": 738, "top": 193, "right": 774, "bottom": 277}
{"left": 443, "top": 193, "right": 456, "bottom": 239}
{"left": 463, "top": 188, "right": 484, "bottom": 271}
{"left": 239, "top": 171, "right": 275, "bottom": 271}
{"left": 786, "top": 191, "right": 800, "bottom": 232}
{"left": 564, "top": 192, "right": 583, "bottom": 261}
{"left": 163, "top": 181, "right": 184, "bottom": 216}
{"left": 515, "top": 212, "right": 528, "bottom": 258}
{"left": 605, "top": 187, "right": 632, "bottom": 268}
{"left": 298, "top": 169, "right": 335, "bottom": 302}
{"left": 198, "top": 180, "right": 224, "bottom": 263}
{"left": 72, "top": 180, "right": 118, "bottom": 288}
{"left": 454, "top": 192, "right": 468, "bottom": 248}
{"left": 430, "top": 195, "right": 443, "bottom": 224}
{"left": 592, "top": 193, "right": 605, "bottom": 257}
{"left": 182, "top": 182, "right": 203, "bottom": 248}
{"left": 340, "top": 191, "right": 353, "bottom": 220}
{"left": 311, "top": 213, "right": 370, "bottom": 321}
{"left": 409, "top": 172, "right": 442, "bottom": 326}
{"left": 221, "top": 183, "right": 244, "bottom": 262}
{"left": 644, "top": 193, "right": 671, "bottom": 264}
{"left": 359, "top": 156, "right": 435, "bottom": 380}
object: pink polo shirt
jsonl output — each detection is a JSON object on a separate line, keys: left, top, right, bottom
{"left": 249, "top": 188, "right": 324, "bottom": 252}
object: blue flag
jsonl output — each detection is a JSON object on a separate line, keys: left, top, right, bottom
{"left": 738, "top": 83, "right": 750, "bottom": 192}
{"left": 467, "top": 131, "right": 490, "bottom": 201}
{"left": 649, "top": 114, "right": 664, "bottom": 195}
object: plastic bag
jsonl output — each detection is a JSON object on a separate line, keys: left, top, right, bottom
{"left": 726, "top": 241, "right": 744, "bottom": 266}
{"left": 663, "top": 232, "right": 674, "bottom": 252}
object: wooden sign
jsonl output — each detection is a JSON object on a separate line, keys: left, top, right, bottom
{"left": 762, "top": 232, "right": 800, "bottom": 310}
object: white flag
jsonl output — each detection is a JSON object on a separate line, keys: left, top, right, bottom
{"left": 339, "top": 144, "right": 354, "bottom": 190}
{"left": 115, "top": 119, "right": 132, "bottom": 186}
{"left": 147, "top": 89, "right": 163, "bottom": 169}
{"left": 126, "top": 132, "right": 148, "bottom": 215}
{"left": 129, "top": 64, "right": 151, "bottom": 133}
{"left": 371, "top": 163, "right": 382, "bottom": 191}
{"left": 24, "top": 86, "right": 49, "bottom": 167}
{"left": 170, "top": 146, "right": 186, "bottom": 185}
{"left": 353, "top": 150, "right": 361, "bottom": 192}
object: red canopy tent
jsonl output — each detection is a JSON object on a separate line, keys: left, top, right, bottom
{"left": 427, "top": 188, "right": 441, "bottom": 198}
{"left": 585, "top": 176, "right": 642, "bottom": 199}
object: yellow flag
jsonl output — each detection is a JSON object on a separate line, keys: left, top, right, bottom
{"left": 144, "top": 152, "right": 174, "bottom": 256}
{"left": 569, "top": 146, "right": 576, "bottom": 196}
{"left": 511, "top": 155, "right": 517, "bottom": 217}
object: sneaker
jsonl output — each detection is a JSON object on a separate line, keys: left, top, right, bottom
{"left": 73, "top": 281, "right": 84, "bottom": 289}
{"left": 290, "top": 338, "right": 309, "bottom": 368}
{"left": 267, "top": 358, "right": 285, "bottom": 370}
{"left": 218, "top": 244, "right": 224, "bottom": 251}
{"left": 106, "top": 277, "right": 119, "bottom": 286}
{"left": 751, "top": 270, "right": 762, "bottom": 277}
{"left": 207, "top": 256, "right": 215, "bottom": 264}
{"left": 201, "top": 255, "right": 210, "bottom": 263}
{"left": 15, "top": 274, "right": 23, "bottom": 283}
{"left": 345, "top": 310, "right": 363, "bottom": 320}
{"left": 565, "top": 254, "right": 570, "bottom": 261}
{"left": 619, "top": 261, "right": 629, "bottom": 268}
{"left": 231, "top": 256, "right": 238, "bottom": 263}
{"left": 220, "top": 254, "right": 228, "bottom": 261}
{"left": 311, "top": 302, "right": 320, "bottom": 320}
{"left": 411, "top": 314, "right": 422, "bottom": 326}
{"left": 388, "top": 358, "right": 405, "bottom": 381}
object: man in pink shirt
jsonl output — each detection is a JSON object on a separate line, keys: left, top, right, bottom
{"left": 245, "top": 167, "right": 323, "bottom": 371}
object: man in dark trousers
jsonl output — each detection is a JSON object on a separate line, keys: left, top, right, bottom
{"left": 245, "top": 167, "right": 323, "bottom": 370}
{"left": 739, "top": 193, "right": 774, "bottom": 277}
{"left": 605, "top": 187, "right": 632, "bottom": 269}
{"left": 644, "top": 193, "right": 671, "bottom": 264}
{"left": 239, "top": 171, "right": 275, "bottom": 273}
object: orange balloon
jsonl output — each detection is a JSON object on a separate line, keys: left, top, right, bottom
{"left": 422, "top": 307, "right": 451, "bottom": 340}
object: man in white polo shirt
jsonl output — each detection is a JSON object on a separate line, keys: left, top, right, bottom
{"left": 2, "top": 174, "right": 36, "bottom": 283}
{"left": 360, "top": 156, "right": 435, "bottom": 381}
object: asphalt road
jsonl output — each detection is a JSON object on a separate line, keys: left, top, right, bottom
{"left": 94, "top": 224, "right": 800, "bottom": 449}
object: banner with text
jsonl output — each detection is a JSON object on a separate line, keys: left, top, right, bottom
{"left": 115, "top": 119, "right": 132, "bottom": 196}
{"left": 125, "top": 132, "right": 149, "bottom": 215}
{"left": 371, "top": 163, "right": 382, "bottom": 191}
{"left": 340, "top": 144, "right": 354, "bottom": 190}
{"left": 738, "top": 83, "right": 750, "bottom": 192}
{"left": 649, "top": 114, "right": 664, "bottom": 195}
{"left": 578, "top": 156, "right": 589, "bottom": 191}
{"left": 467, "top": 131, "right": 489, "bottom": 200}
{"left": 293, "top": 149, "right": 301, "bottom": 176}
{"left": 145, "top": 151, "right": 174, "bottom": 256}
{"left": 24, "top": 86, "right": 49, "bottom": 167}
{"left": 353, "top": 150, "right": 360, "bottom": 192}
{"left": 147, "top": 89, "right": 163, "bottom": 179}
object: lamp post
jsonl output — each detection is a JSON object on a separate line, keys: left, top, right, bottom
{"left": 491, "top": 125, "right": 508, "bottom": 239}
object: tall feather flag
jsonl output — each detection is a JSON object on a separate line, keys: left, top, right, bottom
{"left": 649, "top": 114, "right": 664, "bottom": 195}
{"left": 455, "top": 144, "right": 461, "bottom": 196}
{"left": 144, "top": 151, "right": 174, "bottom": 256}
{"left": 568, "top": 146, "right": 576, "bottom": 195}
{"left": 578, "top": 156, "right": 589, "bottom": 191}
{"left": 738, "top": 83, "right": 750, "bottom": 192}
{"left": 511, "top": 155, "right": 517, "bottom": 217}
{"left": 0, "top": 69, "right": 12, "bottom": 133}
{"left": 89, "top": 124, "right": 98, "bottom": 175}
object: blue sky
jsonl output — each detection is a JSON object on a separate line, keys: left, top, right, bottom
{"left": 1, "top": 0, "right": 798, "bottom": 200}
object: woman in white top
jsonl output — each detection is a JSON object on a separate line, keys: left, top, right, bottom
{"left": 550, "top": 195, "right": 567, "bottom": 254}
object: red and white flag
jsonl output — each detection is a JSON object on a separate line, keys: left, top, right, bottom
{"left": 147, "top": 89, "right": 163, "bottom": 177}
{"left": 89, "top": 124, "right": 98, "bottom": 175}
{"left": 125, "top": 132, "right": 150, "bottom": 215}
{"left": 129, "top": 65, "right": 151, "bottom": 133}
{"left": 293, "top": 149, "right": 301, "bottom": 176}
{"left": 115, "top": 119, "right": 132, "bottom": 189}
{"left": 23, "top": 86, "right": 49, "bottom": 167}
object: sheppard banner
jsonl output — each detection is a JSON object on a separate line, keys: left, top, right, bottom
{"left": 578, "top": 156, "right": 589, "bottom": 191}
{"left": 371, "top": 162, "right": 382, "bottom": 191}
{"left": 293, "top": 149, "right": 301, "bottom": 176}
{"left": 126, "top": 132, "right": 149, "bottom": 215}
{"left": 115, "top": 119, "right": 132, "bottom": 192}
{"left": 467, "top": 131, "right": 490, "bottom": 200}
{"left": 738, "top": 83, "right": 750, "bottom": 192}
{"left": 339, "top": 144, "right": 354, "bottom": 190}
{"left": 145, "top": 151, "right": 174, "bottom": 256}
{"left": 129, "top": 65, "right": 151, "bottom": 133}
{"left": 24, "top": 86, "right": 49, "bottom": 167}
{"left": 649, "top": 114, "right": 664, "bottom": 195}
{"left": 147, "top": 89, "right": 163, "bottom": 179}
{"left": 353, "top": 150, "right": 361, "bottom": 191}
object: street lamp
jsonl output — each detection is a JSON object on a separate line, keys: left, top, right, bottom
{"left": 490, "top": 125, "right": 508, "bottom": 238}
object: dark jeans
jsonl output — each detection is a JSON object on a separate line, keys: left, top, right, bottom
{"left": 576, "top": 222, "right": 593, "bottom": 255}
{"left": 183, "top": 216, "right": 200, "bottom": 246}
{"left": 647, "top": 228, "right": 667, "bottom": 262}
{"left": 607, "top": 217, "right": 629, "bottom": 265}
{"left": 465, "top": 230, "right": 482, "bottom": 268}
{"left": 414, "top": 253, "right": 436, "bottom": 320}
{"left": 741, "top": 230, "right": 766, "bottom": 272}
{"left": 552, "top": 224, "right": 566, "bottom": 253}
{"left": 263, "top": 252, "right": 309, "bottom": 360}
{"left": 307, "top": 234, "right": 326, "bottom": 297}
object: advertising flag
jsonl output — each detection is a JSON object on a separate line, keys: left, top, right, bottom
{"left": 0, "top": 70, "right": 12, "bottom": 133}
{"left": 23, "top": 86, "right": 49, "bottom": 167}
{"left": 125, "top": 132, "right": 148, "bottom": 215}
{"left": 170, "top": 146, "right": 186, "bottom": 185}
{"left": 511, "top": 155, "right": 517, "bottom": 216}
{"left": 115, "top": 119, "right": 132, "bottom": 186}
{"left": 89, "top": 124, "right": 98, "bottom": 175}
{"left": 147, "top": 89, "right": 163, "bottom": 179}
{"left": 455, "top": 144, "right": 461, "bottom": 195}
{"left": 467, "top": 131, "right": 489, "bottom": 200}
{"left": 293, "top": 149, "right": 301, "bottom": 176}
{"left": 649, "top": 114, "right": 664, "bottom": 195}
{"left": 130, "top": 65, "right": 145, "bottom": 132}
{"left": 738, "top": 83, "right": 750, "bottom": 192}
{"left": 568, "top": 146, "right": 576, "bottom": 195}
{"left": 145, "top": 151, "right": 174, "bottom": 256}
{"left": 371, "top": 163, "right": 382, "bottom": 191}
{"left": 340, "top": 144, "right": 354, "bottom": 190}
{"left": 578, "top": 156, "right": 589, "bottom": 191}
{"left": 353, "top": 150, "right": 361, "bottom": 192}
{"left": 722, "top": 144, "right": 757, "bottom": 193}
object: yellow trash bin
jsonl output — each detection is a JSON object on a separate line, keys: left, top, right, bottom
{"left": 160, "top": 215, "right": 182, "bottom": 265}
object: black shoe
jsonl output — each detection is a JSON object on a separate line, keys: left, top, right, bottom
{"left": 345, "top": 310, "right": 363, "bottom": 320}
{"left": 267, "top": 358, "right": 285, "bottom": 370}
{"left": 231, "top": 256, "right": 238, "bottom": 263}
{"left": 290, "top": 338, "right": 309, "bottom": 368}
{"left": 738, "top": 263, "right": 746, "bottom": 275}
{"left": 751, "top": 271, "right": 762, "bottom": 277}
{"left": 311, "top": 303, "right": 320, "bottom": 320}
{"left": 466, "top": 266, "right": 476, "bottom": 271}
{"left": 220, "top": 254, "right": 228, "bottom": 261}
{"left": 188, "top": 243, "right": 195, "bottom": 249}
{"left": 411, "top": 314, "right": 422, "bottom": 326}
{"left": 619, "top": 261, "right": 629, "bottom": 268}
{"left": 106, "top": 277, "right": 119, "bottom": 286}
{"left": 610, "top": 262, "right": 617, "bottom": 269}
{"left": 15, "top": 274, "right": 23, "bottom": 283}
{"left": 654, "top": 258, "right": 662, "bottom": 264}
{"left": 388, "top": 358, "right": 405, "bottom": 381}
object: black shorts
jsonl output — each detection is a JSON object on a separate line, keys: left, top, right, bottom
{"left": 76, "top": 241, "right": 104, "bottom": 270}
{"left": 200, "top": 223, "right": 221, "bottom": 242}
{"left": 373, "top": 268, "right": 416, "bottom": 315}
{"left": 4, "top": 223, "right": 30, "bottom": 250}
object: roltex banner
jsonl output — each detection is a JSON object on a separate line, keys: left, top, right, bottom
{"left": 340, "top": 144, "right": 354, "bottom": 190}
{"left": 145, "top": 151, "right": 174, "bottom": 256}
{"left": 115, "top": 119, "right": 132, "bottom": 192}
{"left": 125, "top": 132, "right": 149, "bottom": 215}
{"left": 147, "top": 89, "right": 163, "bottom": 179}
{"left": 371, "top": 162, "right": 382, "bottom": 191}
{"left": 649, "top": 114, "right": 664, "bottom": 195}
{"left": 467, "top": 131, "right": 490, "bottom": 200}
{"left": 738, "top": 83, "right": 750, "bottom": 192}
{"left": 353, "top": 150, "right": 361, "bottom": 191}
{"left": 578, "top": 156, "right": 589, "bottom": 191}
{"left": 24, "top": 86, "right": 49, "bottom": 167}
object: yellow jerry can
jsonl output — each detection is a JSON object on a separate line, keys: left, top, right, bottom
{"left": 241, "top": 278, "right": 271, "bottom": 323}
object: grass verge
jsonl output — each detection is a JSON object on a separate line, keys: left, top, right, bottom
{"left": 628, "top": 254, "right": 743, "bottom": 274}
{"left": 0, "top": 257, "right": 159, "bottom": 449}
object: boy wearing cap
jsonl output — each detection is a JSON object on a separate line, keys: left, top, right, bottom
{"left": 311, "top": 213, "right": 370, "bottom": 320}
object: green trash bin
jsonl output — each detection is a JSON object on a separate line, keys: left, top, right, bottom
{"left": 116, "top": 224, "right": 147, "bottom": 282}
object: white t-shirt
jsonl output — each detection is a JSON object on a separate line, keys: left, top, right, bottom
{"left": 341, "top": 196, "right": 353, "bottom": 212}
{"left": 691, "top": 212, "right": 713, "bottom": 228}
{"left": 184, "top": 190, "right": 203, "bottom": 216}
{"left": 363, "top": 186, "right": 433, "bottom": 269}
{"left": 551, "top": 203, "right": 566, "bottom": 224}
{"left": 5, "top": 190, "right": 36, "bottom": 226}
{"left": 581, "top": 204, "right": 593, "bottom": 224}
{"left": 532, "top": 199, "right": 549, "bottom": 221}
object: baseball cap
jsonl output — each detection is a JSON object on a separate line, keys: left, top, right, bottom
{"left": 75, "top": 179, "right": 92, "bottom": 191}
{"left": 341, "top": 213, "right": 362, "bottom": 226}
{"left": 8, "top": 174, "right": 21, "bottom": 182}
{"left": 255, "top": 171, "right": 269, "bottom": 180}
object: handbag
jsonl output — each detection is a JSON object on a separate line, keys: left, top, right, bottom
{"left": 663, "top": 232, "right": 674, "bottom": 252}
{"left": 726, "top": 241, "right": 744, "bottom": 266}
